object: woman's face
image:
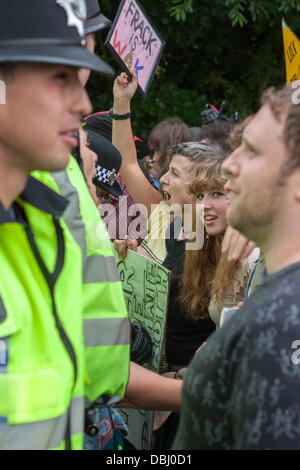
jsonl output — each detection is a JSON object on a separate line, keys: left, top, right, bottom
{"left": 159, "top": 154, "right": 195, "bottom": 208}
{"left": 196, "top": 186, "right": 228, "bottom": 236}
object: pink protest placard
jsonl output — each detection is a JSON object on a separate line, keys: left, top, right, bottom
{"left": 105, "top": 0, "right": 165, "bottom": 97}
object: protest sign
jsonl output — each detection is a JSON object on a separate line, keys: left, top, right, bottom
{"left": 282, "top": 18, "right": 300, "bottom": 84}
{"left": 105, "top": 0, "right": 165, "bottom": 97}
{"left": 115, "top": 249, "right": 170, "bottom": 449}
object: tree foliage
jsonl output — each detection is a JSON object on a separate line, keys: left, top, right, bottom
{"left": 87, "top": 0, "right": 300, "bottom": 137}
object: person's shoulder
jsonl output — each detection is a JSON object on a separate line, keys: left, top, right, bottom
{"left": 255, "top": 262, "right": 300, "bottom": 308}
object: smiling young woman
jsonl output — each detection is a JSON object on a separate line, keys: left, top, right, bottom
{"left": 179, "top": 141, "right": 258, "bottom": 328}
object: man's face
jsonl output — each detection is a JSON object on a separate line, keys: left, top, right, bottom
{"left": 0, "top": 62, "right": 91, "bottom": 173}
{"left": 222, "top": 105, "right": 288, "bottom": 242}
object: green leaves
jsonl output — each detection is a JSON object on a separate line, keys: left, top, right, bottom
{"left": 168, "top": 0, "right": 300, "bottom": 26}
{"left": 226, "top": 0, "right": 247, "bottom": 27}
{"left": 169, "top": 0, "right": 194, "bottom": 22}
{"left": 89, "top": 0, "right": 300, "bottom": 138}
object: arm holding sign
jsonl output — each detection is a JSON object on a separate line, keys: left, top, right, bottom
{"left": 114, "top": 236, "right": 153, "bottom": 261}
{"left": 112, "top": 69, "right": 163, "bottom": 215}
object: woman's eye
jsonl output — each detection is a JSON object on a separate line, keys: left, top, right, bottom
{"left": 196, "top": 194, "right": 204, "bottom": 200}
{"left": 213, "top": 192, "right": 224, "bottom": 198}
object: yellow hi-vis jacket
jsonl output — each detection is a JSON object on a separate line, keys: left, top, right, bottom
{"left": 0, "top": 166, "right": 130, "bottom": 449}
{"left": 32, "top": 156, "right": 130, "bottom": 406}
{"left": 0, "top": 178, "right": 85, "bottom": 449}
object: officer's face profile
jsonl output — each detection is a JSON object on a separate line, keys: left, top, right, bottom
{"left": 0, "top": 62, "right": 91, "bottom": 173}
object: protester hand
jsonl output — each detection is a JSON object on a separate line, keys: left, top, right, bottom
{"left": 113, "top": 69, "right": 138, "bottom": 107}
{"left": 114, "top": 236, "right": 138, "bottom": 260}
{"left": 221, "top": 226, "right": 257, "bottom": 261}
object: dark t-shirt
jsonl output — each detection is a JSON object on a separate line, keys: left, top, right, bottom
{"left": 173, "top": 262, "right": 300, "bottom": 450}
{"left": 163, "top": 220, "right": 215, "bottom": 367}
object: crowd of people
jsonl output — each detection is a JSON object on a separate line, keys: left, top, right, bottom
{"left": 0, "top": 0, "right": 300, "bottom": 451}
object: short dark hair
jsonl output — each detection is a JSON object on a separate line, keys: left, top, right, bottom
{"left": 261, "top": 85, "right": 300, "bottom": 172}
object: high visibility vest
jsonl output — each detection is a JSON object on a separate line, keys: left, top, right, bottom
{"left": 32, "top": 156, "right": 130, "bottom": 405}
{"left": 0, "top": 178, "right": 85, "bottom": 450}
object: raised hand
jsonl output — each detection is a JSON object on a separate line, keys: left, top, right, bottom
{"left": 113, "top": 68, "right": 138, "bottom": 110}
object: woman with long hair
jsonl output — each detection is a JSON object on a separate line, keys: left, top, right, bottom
{"left": 180, "top": 148, "right": 258, "bottom": 328}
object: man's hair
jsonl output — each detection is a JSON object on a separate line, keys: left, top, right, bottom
{"left": 261, "top": 85, "right": 300, "bottom": 172}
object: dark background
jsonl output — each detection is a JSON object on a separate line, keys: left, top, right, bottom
{"left": 87, "top": 0, "right": 300, "bottom": 138}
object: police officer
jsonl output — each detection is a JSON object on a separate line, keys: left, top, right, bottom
{"left": 0, "top": 0, "right": 182, "bottom": 451}
{"left": 0, "top": 0, "right": 127, "bottom": 450}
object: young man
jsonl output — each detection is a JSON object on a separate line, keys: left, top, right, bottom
{"left": 173, "top": 85, "right": 300, "bottom": 450}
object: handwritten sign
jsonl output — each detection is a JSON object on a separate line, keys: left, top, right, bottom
{"left": 105, "top": 0, "right": 165, "bottom": 97}
{"left": 115, "top": 249, "right": 170, "bottom": 449}
{"left": 282, "top": 19, "right": 300, "bottom": 84}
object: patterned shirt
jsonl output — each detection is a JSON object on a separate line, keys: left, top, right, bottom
{"left": 173, "top": 262, "right": 300, "bottom": 450}
{"left": 100, "top": 175, "right": 148, "bottom": 243}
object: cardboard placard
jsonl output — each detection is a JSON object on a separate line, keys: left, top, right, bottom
{"left": 114, "top": 249, "right": 170, "bottom": 449}
{"left": 105, "top": 0, "right": 166, "bottom": 97}
{"left": 282, "top": 18, "right": 300, "bottom": 84}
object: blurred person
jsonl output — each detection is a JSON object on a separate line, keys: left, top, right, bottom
{"left": 84, "top": 112, "right": 148, "bottom": 242}
{"left": 78, "top": 0, "right": 112, "bottom": 87}
{"left": 78, "top": 124, "right": 183, "bottom": 450}
{"left": 0, "top": 0, "right": 181, "bottom": 452}
{"left": 0, "top": 0, "right": 117, "bottom": 450}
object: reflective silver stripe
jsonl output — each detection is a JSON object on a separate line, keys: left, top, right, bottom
{"left": 52, "top": 168, "right": 118, "bottom": 285}
{"left": 70, "top": 395, "right": 84, "bottom": 439}
{"left": 0, "top": 396, "right": 84, "bottom": 450}
{"left": 0, "top": 337, "right": 8, "bottom": 373}
{"left": 84, "top": 317, "right": 130, "bottom": 347}
{"left": 0, "top": 297, "right": 6, "bottom": 323}
{"left": 83, "top": 255, "right": 120, "bottom": 283}
{"left": 51, "top": 169, "right": 87, "bottom": 254}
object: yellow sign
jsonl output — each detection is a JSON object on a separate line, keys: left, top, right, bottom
{"left": 282, "top": 19, "right": 300, "bottom": 84}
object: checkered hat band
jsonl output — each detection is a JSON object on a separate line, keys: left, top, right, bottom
{"left": 95, "top": 164, "right": 117, "bottom": 187}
